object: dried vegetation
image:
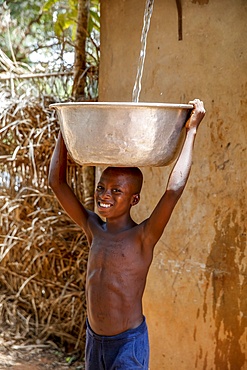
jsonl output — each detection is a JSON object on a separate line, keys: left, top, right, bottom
{"left": 0, "top": 88, "right": 88, "bottom": 354}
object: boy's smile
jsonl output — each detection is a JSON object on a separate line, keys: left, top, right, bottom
{"left": 98, "top": 202, "right": 112, "bottom": 208}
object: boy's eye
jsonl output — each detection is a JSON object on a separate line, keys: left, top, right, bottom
{"left": 96, "top": 185, "right": 103, "bottom": 191}
{"left": 113, "top": 188, "right": 121, "bottom": 193}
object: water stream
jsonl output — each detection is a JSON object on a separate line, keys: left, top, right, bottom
{"left": 132, "top": 0, "right": 155, "bottom": 103}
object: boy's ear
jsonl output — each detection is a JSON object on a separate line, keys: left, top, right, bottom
{"left": 131, "top": 194, "right": 140, "bottom": 206}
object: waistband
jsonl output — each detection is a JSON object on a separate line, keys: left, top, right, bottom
{"left": 86, "top": 316, "right": 147, "bottom": 342}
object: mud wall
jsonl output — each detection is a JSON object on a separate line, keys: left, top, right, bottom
{"left": 99, "top": 0, "right": 247, "bottom": 368}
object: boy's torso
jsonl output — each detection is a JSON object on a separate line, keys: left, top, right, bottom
{"left": 86, "top": 219, "right": 152, "bottom": 336}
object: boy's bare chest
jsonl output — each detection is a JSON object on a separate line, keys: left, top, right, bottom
{"left": 89, "top": 230, "right": 141, "bottom": 267}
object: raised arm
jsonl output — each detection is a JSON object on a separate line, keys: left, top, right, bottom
{"left": 166, "top": 99, "right": 205, "bottom": 194}
{"left": 48, "top": 131, "right": 92, "bottom": 241}
{"left": 142, "top": 99, "right": 206, "bottom": 249}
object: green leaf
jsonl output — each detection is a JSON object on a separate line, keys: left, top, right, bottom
{"left": 43, "top": 0, "right": 58, "bottom": 12}
{"left": 68, "top": 0, "right": 78, "bottom": 11}
{"left": 90, "top": 10, "right": 100, "bottom": 25}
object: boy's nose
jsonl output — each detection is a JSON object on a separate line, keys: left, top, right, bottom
{"left": 101, "top": 189, "right": 111, "bottom": 198}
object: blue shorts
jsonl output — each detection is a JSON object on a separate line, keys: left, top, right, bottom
{"left": 85, "top": 317, "right": 149, "bottom": 369}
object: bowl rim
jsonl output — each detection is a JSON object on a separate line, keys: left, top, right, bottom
{"left": 49, "top": 102, "right": 193, "bottom": 110}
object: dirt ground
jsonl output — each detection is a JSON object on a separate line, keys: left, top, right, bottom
{"left": 0, "top": 339, "right": 85, "bottom": 370}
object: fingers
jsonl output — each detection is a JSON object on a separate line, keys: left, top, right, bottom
{"left": 185, "top": 99, "right": 206, "bottom": 129}
{"left": 188, "top": 98, "right": 206, "bottom": 114}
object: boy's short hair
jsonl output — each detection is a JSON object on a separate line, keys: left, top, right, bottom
{"left": 103, "top": 167, "right": 143, "bottom": 194}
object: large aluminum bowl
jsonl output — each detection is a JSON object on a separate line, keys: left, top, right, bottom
{"left": 50, "top": 102, "right": 193, "bottom": 167}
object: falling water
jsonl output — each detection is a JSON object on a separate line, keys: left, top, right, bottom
{"left": 132, "top": 0, "right": 154, "bottom": 103}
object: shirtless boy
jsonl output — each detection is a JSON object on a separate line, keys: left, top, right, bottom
{"left": 49, "top": 99, "right": 205, "bottom": 369}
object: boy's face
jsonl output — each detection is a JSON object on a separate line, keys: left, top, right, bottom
{"left": 95, "top": 169, "right": 140, "bottom": 218}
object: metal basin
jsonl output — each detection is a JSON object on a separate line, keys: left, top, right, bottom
{"left": 50, "top": 102, "right": 193, "bottom": 167}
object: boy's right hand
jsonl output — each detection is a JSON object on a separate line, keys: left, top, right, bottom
{"left": 185, "top": 99, "right": 206, "bottom": 131}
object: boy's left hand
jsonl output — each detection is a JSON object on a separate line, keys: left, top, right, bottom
{"left": 186, "top": 99, "right": 206, "bottom": 130}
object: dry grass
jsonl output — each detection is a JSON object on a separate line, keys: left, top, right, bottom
{"left": 0, "top": 91, "right": 88, "bottom": 353}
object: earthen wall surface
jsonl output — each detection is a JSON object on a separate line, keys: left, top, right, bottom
{"left": 99, "top": 1, "right": 247, "bottom": 368}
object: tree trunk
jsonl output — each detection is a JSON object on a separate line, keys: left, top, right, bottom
{"left": 72, "top": 0, "right": 95, "bottom": 211}
{"left": 72, "top": 0, "right": 89, "bottom": 100}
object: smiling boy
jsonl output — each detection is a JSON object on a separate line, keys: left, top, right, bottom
{"left": 49, "top": 99, "right": 205, "bottom": 369}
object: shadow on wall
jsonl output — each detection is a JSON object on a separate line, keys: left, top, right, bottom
{"left": 203, "top": 208, "right": 247, "bottom": 368}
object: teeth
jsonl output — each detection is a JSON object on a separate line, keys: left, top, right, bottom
{"left": 99, "top": 202, "right": 111, "bottom": 208}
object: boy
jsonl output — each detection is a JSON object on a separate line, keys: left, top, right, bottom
{"left": 49, "top": 99, "right": 206, "bottom": 369}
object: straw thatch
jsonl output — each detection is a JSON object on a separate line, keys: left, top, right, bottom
{"left": 0, "top": 90, "right": 89, "bottom": 353}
